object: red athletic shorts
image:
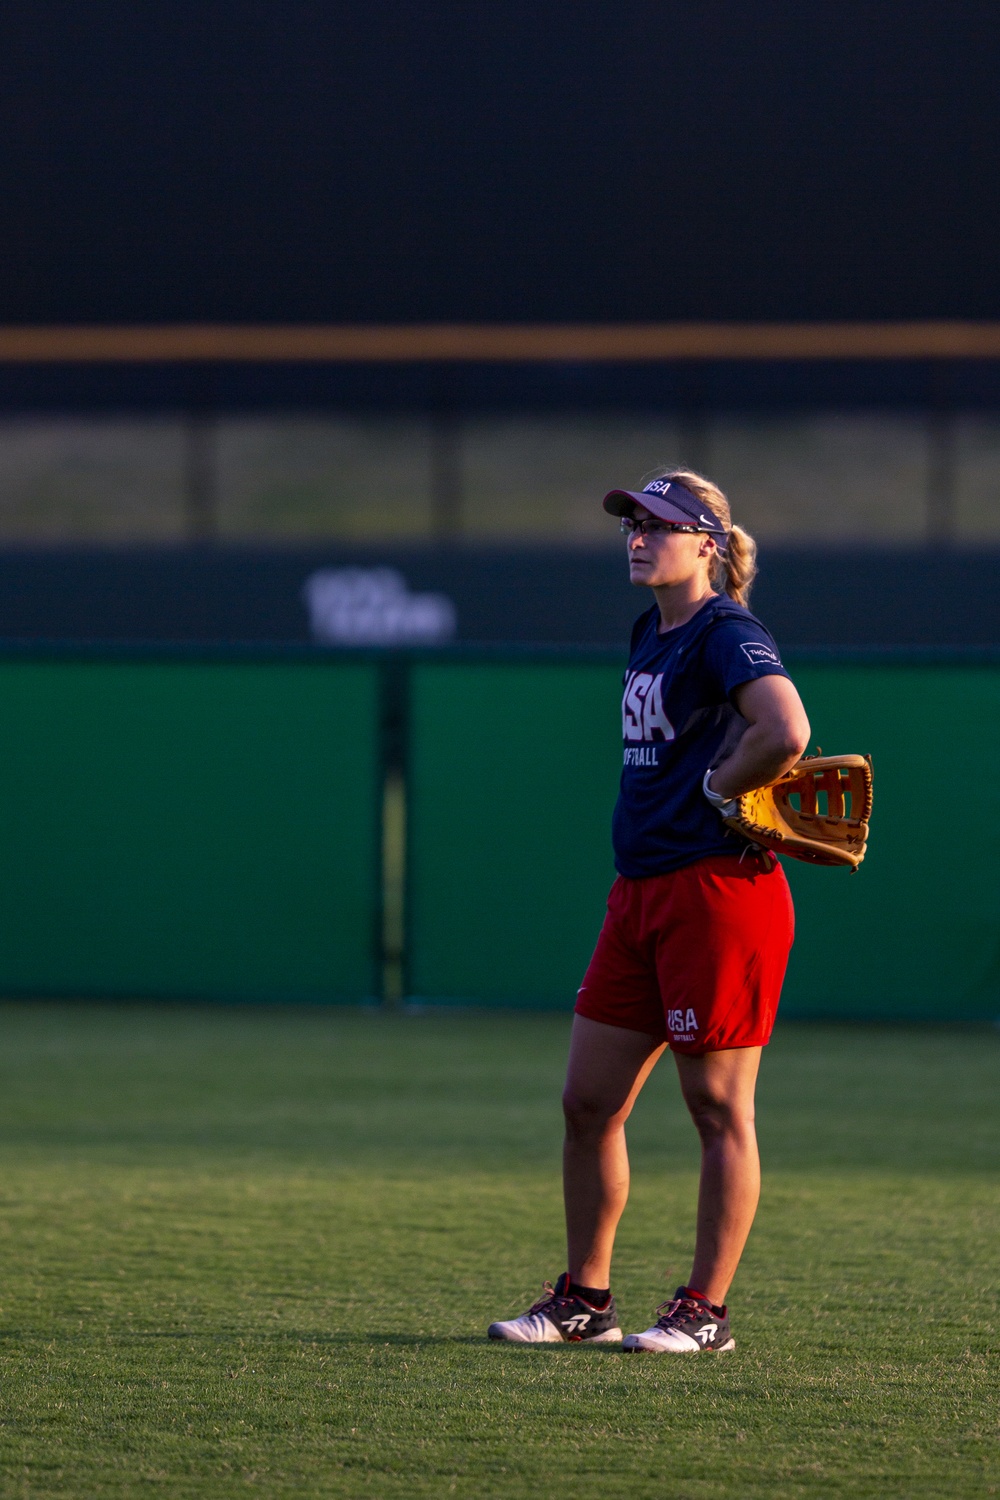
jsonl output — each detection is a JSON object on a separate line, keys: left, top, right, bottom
{"left": 575, "top": 854, "right": 794, "bottom": 1054}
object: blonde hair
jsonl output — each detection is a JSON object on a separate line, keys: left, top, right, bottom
{"left": 646, "top": 467, "right": 757, "bottom": 608}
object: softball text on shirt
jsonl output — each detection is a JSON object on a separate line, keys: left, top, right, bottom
{"left": 611, "top": 593, "right": 790, "bottom": 879}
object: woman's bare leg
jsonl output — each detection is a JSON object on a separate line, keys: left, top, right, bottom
{"left": 673, "top": 1045, "right": 763, "bottom": 1306}
{"left": 562, "top": 1015, "right": 666, "bottom": 1287}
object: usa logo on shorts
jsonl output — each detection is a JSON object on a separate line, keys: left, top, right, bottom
{"left": 667, "top": 1008, "right": 699, "bottom": 1035}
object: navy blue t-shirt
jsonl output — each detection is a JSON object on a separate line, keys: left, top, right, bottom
{"left": 612, "top": 593, "right": 791, "bottom": 878}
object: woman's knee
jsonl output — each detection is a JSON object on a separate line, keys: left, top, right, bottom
{"left": 685, "top": 1089, "right": 755, "bottom": 1145}
{"left": 562, "top": 1086, "right": 626, "bottom": 1139}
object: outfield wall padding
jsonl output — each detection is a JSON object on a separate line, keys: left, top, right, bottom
{"left": 0, "top": 660, "right": 381, "bottom": 1002}
{"left": 407, "top": 660, "right": 1000, "bottom": 1022}
{"left": 782, "top": 664, "right": 1000, "bottom": 1022}
{"left": 1, "top": 651, "right": 996, "bottom": 1021}
{"left": 407, "top": 662, "right": 622, "bottom": 1005}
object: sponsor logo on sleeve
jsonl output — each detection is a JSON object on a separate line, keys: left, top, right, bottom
{"left": 739, "top": 641, "right": 781, "bottom": 666}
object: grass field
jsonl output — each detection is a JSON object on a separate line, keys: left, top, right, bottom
{"left": 0, "top": 1004, "right": 995, "bottom": 1498}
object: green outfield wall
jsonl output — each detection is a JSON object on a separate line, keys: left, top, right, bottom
{"left": 407, "top": 657, "right": 1000, "bottom": 1023}
{"left": 407, "top": 662, "right": 622, "bottom": 1005}
{"left": 0, "top": 649, "right": 995, "bottom": 1021}
{"left": 0, "top": 658, "right": 381, "bottom": 1002}
{"left": 781, "top": 664, "right": 1000, "bottom": 1022}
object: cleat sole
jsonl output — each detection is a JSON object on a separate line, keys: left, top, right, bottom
{"left": 488, "top": 1324, "right": 623, "bottom": 1344}
{"left": 623, "top": 1335, "right": 736, "bottom": 1354}
{"left": 581, "top": 1327, "right": 623, "bottom": 1343}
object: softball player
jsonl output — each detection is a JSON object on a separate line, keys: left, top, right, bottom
{"left": 488, "top": 468, "right": 810, "bottom": 1353}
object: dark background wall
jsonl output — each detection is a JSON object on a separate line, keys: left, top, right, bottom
{"left": 0, "top": 546, "right": 992, "bottom": 649}
{"left": 3, "top": 1, "right": 1000, "bottom": 327}
{"left": 1, "top": 1, "right": 998, "bottom": 645}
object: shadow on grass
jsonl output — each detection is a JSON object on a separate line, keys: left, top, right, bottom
{"left": 0, "top": 1327, "right": 625, "bottom": 1352}
{"left": 342, "top": 1333, "right": 624, "bottom": 1352}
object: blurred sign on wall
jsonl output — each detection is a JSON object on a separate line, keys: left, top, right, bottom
{"left": 0, "top": 545, "right": 993, "bottom": 648}
{"left": 302, "top": 568, "right": 457, "bottom": 646}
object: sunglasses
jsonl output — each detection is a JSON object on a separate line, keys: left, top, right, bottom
{"left": 620, "top": 517, "right": 704, "bottom": 538}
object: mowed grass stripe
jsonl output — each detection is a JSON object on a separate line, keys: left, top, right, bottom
{"left": 0, "top": 1005, "right": 994, "bottom": 1497}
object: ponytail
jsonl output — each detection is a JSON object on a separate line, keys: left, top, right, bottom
{"left": 642, "top": 466, "right": 758, "bottom": 608}
{"left": 718, "top": 523, "right": 757, "bottom": 608}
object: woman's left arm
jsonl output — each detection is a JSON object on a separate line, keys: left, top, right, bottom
{"left": 706, "top": 675, "right": 811, "bottom": 801}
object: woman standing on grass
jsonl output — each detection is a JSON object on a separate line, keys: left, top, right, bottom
{"left": 488, "top": 469, "right": 810, "bottom": 1354}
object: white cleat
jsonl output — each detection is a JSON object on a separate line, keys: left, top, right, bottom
{"left": 488, "top": 1311, "right": 571, "bottom": 1344}
{"left": 488, "top": 1274, "right": 623, "bottom": 1344}
{"left": 622, "top": 1288, "right": 735, "bottom": 1354}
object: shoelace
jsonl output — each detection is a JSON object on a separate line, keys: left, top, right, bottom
{"left": 528, "top": 1281, "right": 574, "bottom": 1316}
{"left": 654, "top": 1295, "right": 707, "bottom": 1329}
